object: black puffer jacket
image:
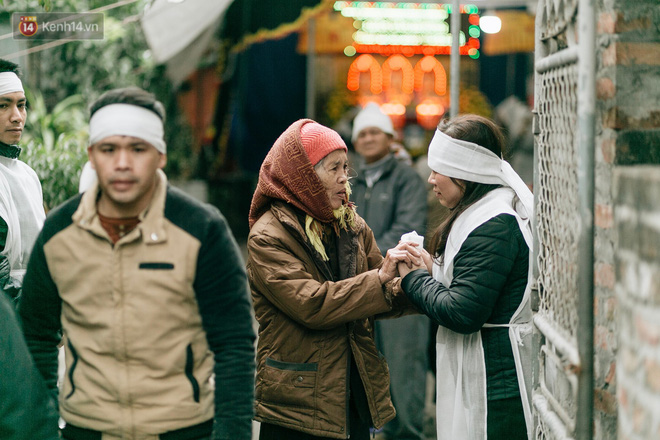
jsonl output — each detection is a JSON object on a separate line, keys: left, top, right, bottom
{"left": 401, "top": 213, "right": 528, "bottom": 400}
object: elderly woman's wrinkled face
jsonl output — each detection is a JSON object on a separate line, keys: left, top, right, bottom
{"left": 315, "top": 149, "right": 349, "bottom": 210}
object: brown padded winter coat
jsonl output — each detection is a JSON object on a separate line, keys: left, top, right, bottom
{"left": 247, "top": 201, "right": 399, "bottom": 438}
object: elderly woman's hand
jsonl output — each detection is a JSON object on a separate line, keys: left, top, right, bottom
{"left": 378, "top": 242, "right": 422, "bottom": 284}
{"left": 397, "top": 244, "right": 433, "bottom": 278}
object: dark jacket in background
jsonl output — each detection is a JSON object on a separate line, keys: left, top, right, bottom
{"left": 351, "top": 153, "right": 429, "bottom": 440}
{"left": 351, "top": 154, "right": 427, "bottom": 255}
{"left": 0, "top": 286, "right": 59, "bottom": 440}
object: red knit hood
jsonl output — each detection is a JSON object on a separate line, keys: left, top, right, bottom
{"left": 249, "top": 119, "right": 335, "bottom": 229}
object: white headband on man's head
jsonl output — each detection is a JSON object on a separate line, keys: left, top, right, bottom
{"left": 0, "top": 72, "right": 24, "bottom": 96}
{"left": 89, "top": 103, "right": 166, "bottom": 154}
{"left": 428, "top": 128, "right": 533, "bottom": 219}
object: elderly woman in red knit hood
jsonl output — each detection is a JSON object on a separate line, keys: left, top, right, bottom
{"left": 247, "top": 119, "right": 419, "bottom": 440}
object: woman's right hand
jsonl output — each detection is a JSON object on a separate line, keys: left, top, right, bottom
{"left": 418, "top": 247, "right": 433, "bottom": 274}
{"left": 378, "top": 242, "right": 422, "bottom": 284}
{"left": 395, "top": 244, "right": 433, "bottom": 279}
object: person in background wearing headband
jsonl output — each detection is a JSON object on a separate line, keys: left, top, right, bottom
{"left": 350, "top": 102, "right": 429, "bottom": 440}
{"left": 0, "top": 59, "right": 46, "bottom": 304}
{"left": 78, "top": 160, "right": 97, "bottom": 193}
{"left": 247, "top": 119, "right": 421, "bottom": 440}
{"left": 19, "top": 87, "right": 256, "bottom": 440}
{"left": 392, "top": 115, "right": 534, "bottom": 440}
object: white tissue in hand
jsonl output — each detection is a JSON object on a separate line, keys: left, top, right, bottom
{"left": 400, "top": 231, "right": 424, "bottom": 247}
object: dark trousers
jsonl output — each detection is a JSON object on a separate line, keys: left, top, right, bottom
{"left": 61, "top": 419, "right": 212, "bottom": 440}
{"left": 259, "top": 398, "right": 370, "bottom": 440}
{"left": 487, "top": 395, "right": 527, "bottom": 440}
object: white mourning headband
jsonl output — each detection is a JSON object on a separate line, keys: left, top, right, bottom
{"left": 0, "top": 72, "right": 24, "bottom": 96}
{"left": 89, "top": 103, "right": 166, "bottom": 154}
{"left": 428, "top": 128, "right": 533, "bottom": 219}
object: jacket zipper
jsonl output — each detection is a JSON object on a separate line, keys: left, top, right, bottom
{"left": 185, "top": 344, "right": 201, "bottom": 402}
{"left": 65, "top": 339, "right": 79, "bottom": 399}
{"left": 364, "top": 186, "right": 372, "bottom": 201}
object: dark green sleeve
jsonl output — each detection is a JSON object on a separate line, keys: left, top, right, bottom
{"left": 193, "top": 210, "right": 256, "bottom": 440}
{"left": 165, "top": 188, "right": 256, "bottom": 440}
{"left": 0, "top": 291, "right": 60, "bottom": 440}
{"left": 0, "top": 216, "right": 7, "bottom": 250}
{"left": 17, "top": 227, "right": 63, "bottom": 400}
{"left": 0, "top": 216, "right": 19, "bottom": 303}
{"left": 0, "top": 252, "right": 9, "bottom": 289}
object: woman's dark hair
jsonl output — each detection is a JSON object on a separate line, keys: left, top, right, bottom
{"left": 89, "top": 86, "right": 165, "bottom": 122}
{"left": 428, "top": 114, "right": 507, "bottom": 260}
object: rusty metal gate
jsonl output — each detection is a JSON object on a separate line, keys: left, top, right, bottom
{"left": 531, "top": 0, "right": 596, "bottom": 438}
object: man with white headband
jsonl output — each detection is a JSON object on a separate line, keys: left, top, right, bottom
{"left": 393, "top": 115, "right": 533, "bottom": 440}
{"left": 0, "top": 59, "right": 46, "bottom": 304}
{"left": 20, "top": 87, "right": 256, "bottom": 440}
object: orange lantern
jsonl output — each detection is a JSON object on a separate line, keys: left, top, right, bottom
{"left": 416, "top": 98, "right": 445, "bottom": 130}
{"left": 381, "top": 101, "right": 407, "bottom": 129}
{"left": 347, "top": 54, "right": 382, "bottom": 94}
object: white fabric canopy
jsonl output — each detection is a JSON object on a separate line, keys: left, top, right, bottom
{"left": 140, "top": 0, "right": 233, "bottom": 84}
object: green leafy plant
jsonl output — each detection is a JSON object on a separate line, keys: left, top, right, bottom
{"left": 20, "top": 88, "right": 89, "bottom": 211}
{"left": 2, "top": 0, "right": 213, "bottom": 187}
{"left": 322, "top": 85, "right": 358, "bottom": 127}
{"left": 459, "top": 83, "right": 493, "bottom": 118}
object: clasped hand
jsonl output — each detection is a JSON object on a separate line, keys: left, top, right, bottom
{"left": 378, "top": 241, "right": 433, "bottom": 284}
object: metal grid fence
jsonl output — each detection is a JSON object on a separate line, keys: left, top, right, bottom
{"left": 532, "top": 0, "right": 587, "bottom": 438}
{"left": 536, "top": 62, "right": 579, "bottom": 341}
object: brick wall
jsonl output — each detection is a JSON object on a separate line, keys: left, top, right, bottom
{"left": 596, "top": 0, "right": 660, "bottom": 438}
{"left": 614, "top": 167, "right": 660, "bottom": 439}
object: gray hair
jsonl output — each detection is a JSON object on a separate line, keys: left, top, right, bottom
{"left": 313, "top": 156, "right": 327, "bottom": 172}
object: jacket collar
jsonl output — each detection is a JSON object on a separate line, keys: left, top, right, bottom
{"left": 72, "top": 169, "right": 168, "bottom": 245}
{"left": 354, "top": 153, "right": 396, "bottom": 182}
{"left": 269, "top": 201, "right": 362, "bottom": 282}
{"left": 270, "top": 201, "right": 307, "bottom": 242}
{"left": 270, "top": 200, "right": 365, "bottom": 240}
{"left": 0, "top": 141, "right": 21, "bottom": 159}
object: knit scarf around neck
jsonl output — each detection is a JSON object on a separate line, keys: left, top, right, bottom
{"left": 249, "top": 119, "right": 357, "bottom": 260}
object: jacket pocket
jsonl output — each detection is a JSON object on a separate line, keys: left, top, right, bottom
{"left": 65, "top": 339, "right": 79, "bottom": 399}
{"left": 139, "top": 262, "right": 174, "bottom": 270}
{"left": 185, "top": 344, "right": 200, "bottom": 403}
{"left": 265, "top": 357, "right": 318, "bottom": 372}
{"left": 260, "top": 357, "right": 318, "bottom": 408}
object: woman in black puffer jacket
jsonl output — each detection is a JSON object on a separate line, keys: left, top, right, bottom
{"left": 394, "top": 115, "right": 534, "bottom": 440}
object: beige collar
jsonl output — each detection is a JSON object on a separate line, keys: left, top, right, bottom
{"left": 72, "top": 169, "right": 168, "bottom": 245}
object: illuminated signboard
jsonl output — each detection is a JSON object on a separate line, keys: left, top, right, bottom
{"left": 334, "top": 1, "right": 481, "bottom": 59}
{"left": 347, "top": 54, "right": 449, "bottom": 129}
